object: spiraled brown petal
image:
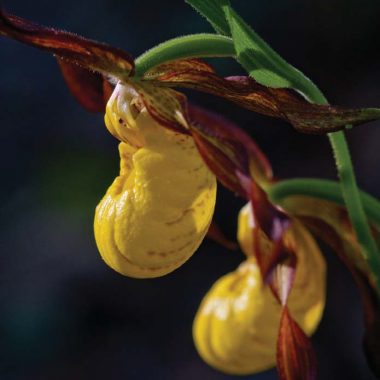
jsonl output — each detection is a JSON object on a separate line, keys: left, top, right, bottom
{"left": 188, "top": 104, "right": 272, "bottom": 196}
{"left": 277, "top": 307, "right": 317, "bottom": 380}
{"left": 191, "top": 129, "right": 247, "bottom": 196}
{"left": 239, "top": 190, "right": 318, "bottom": 380}
{"left": 248, "top": 217, "right": 320, "bottom": 380}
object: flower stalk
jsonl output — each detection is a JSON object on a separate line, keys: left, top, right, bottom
{"left": 135, "top": 34, "right": 235, "bottom": 77}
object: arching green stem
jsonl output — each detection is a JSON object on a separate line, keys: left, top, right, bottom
{"left": 135, "top": 34, "right": 235, "bottom": 76}
{"left": 268, "top": 179, "right": 380, "bottom": 226}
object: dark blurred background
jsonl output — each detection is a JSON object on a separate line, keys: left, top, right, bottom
{"left": 1, "top": 1, "right": 380, "bottom": 379}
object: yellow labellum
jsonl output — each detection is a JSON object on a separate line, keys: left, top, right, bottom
{"left": 193, "top": 203, "right": 326, "bottom": 375}
{"left": 94, "top": 83, "right": 217, "bottom": 278}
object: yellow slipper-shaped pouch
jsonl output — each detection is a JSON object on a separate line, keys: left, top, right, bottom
{"left": 94, "top": 83, "right": 217, "bottom": 278}
{"left": 193, "top": 203, "right": 326, "bottom": 375}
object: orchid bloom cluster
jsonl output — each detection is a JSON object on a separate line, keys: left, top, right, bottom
{"left": 2, "top": 3, "right": 380, "bottom": 380}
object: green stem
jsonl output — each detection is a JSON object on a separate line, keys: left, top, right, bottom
{"left": 268, "top": 178, "right": 380, "bottom": 226}
{"left": 135, "top": 34, "right": 235, "bottom": 76}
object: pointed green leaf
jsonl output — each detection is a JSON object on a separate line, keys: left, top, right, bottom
{"left": 225, "top": 7, "right": 290, "bottom": 88}
{"left": 186, "top": 0, "right": 323, "bottom": 100}
{"left": 223, "top": 6, "right": 321, "bottom": 99}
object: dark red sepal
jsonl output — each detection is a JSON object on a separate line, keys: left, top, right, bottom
{"left": 57, "top": 59, "right": 113, "bottom": 112}
{"left": 0, "top": 9, "right": 134, "bottom": 79}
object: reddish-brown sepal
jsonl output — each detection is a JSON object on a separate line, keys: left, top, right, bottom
{"left": 0, "top": 9, "right": 134, "bottom": 79}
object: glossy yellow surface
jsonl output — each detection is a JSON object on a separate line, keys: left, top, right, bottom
{"left": 94, "top": 83, "right": 217, "bottom": 278}
{"left": 193, "top": 203, "right": 326, "bottom": 375}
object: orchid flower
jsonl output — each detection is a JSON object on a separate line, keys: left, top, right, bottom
{"left": 193, "top": 203, "right": 326, "bottom": 375}
{"left": 2, "top": 6, "right": 380, "bottom": 380}
{"left": 95, "top": 83, "right": 217, "bottom": 277}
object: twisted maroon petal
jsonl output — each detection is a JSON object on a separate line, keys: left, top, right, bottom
{"left": 277, "top": 307, "right": 317, "bottom": 380}
{"left": 188, "top": 104, "right": 273, "bottom": 196}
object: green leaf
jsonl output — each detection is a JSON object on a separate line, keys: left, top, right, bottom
{"left": 223, "top": 7, "right": 321, "bottom": 99}
{"left": 225, "top": 7, "right": 290, "bottom": 88}
{"left": 186, "top": 0, "right": 323, "bottom": 100}
{"left": 185, "top": 0, "right": 231, "bottom": 36}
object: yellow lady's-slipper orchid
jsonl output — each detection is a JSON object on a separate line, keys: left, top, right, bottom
{"left": 193, "top": 203, "right": 326, "bottom": 375}
{"left": 2, "top": 8, "right": 380, "bottom": 379}
{"left": 94, "top": 83, "right": 217, "bottom": 278}
{"left": 0, "top": 9, "right": 378, "bottom": 283}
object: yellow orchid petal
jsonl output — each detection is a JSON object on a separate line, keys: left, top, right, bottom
{"left": 94, "top": 83, "right": 217, "bottom": 278}
{"left": 193, "top": 204, "right": 326, "bottom": 375}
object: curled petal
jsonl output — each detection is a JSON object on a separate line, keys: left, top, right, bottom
{"left": 94, "top": 84, "right": 217, "bottom": 278}
{"left": 0, "top": 9, "right": 134, "bottom": 78}
{"left": 146, "top": 61, "right": 380, "bottom": 134}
